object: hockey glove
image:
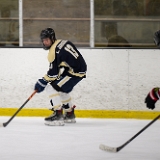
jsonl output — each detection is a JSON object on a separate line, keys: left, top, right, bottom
{"left": 34, "top": 78, "right": 48, "bottom": 93}
{"left": 145, "top": 87, "right": 160, "bottom": 110}
{"left": 153, "top": 30, "right": 160, "bottom": 48}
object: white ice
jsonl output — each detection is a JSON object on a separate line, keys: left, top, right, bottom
{"left": 0, "top": 117, "right": 159, "bottom": 160}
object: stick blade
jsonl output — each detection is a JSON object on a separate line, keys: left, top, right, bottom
{"left": 99, "top": 144, "right": 118, "bottom": 153}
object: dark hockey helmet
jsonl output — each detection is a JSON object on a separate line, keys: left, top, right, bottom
{"left": 40, "top": 28, "right": 56, "bottom": 50}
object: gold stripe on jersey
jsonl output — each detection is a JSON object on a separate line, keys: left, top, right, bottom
{"left": 68, "top": 70, "right": 86, "bottom": 77}
{"left": 57, "top": 76, "right": 71, "bottom": 87}
{"left": 48, "top": 40, "right": 61, "bottom": 63}
{"left": 59, "top": 62, "right": 86, "bottom": 77}
{"left": 44, "top": 74, "right": 57, "bottom": 81}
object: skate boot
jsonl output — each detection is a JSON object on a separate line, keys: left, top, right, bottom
{"left": 63, "top": 105, "right": 76, "bottom": 123}
{"left": 44, "top": 108, "right": 64, "bottom": 126}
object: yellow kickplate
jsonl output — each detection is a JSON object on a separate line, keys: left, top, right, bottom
{"left": 0, "top": 108, "right": 160, "bottom": 119}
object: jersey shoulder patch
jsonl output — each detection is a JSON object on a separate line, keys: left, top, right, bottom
{"left": 48, "top": 40, "right": 61, "bottom": 63}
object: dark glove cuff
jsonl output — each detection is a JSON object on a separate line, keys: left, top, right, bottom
{"left": 38, "top": 78, "right": 48, "bottom": 87}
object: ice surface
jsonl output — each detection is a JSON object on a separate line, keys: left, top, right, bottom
{"left": 0, "top": 117, "right": 159, "bottom": 160}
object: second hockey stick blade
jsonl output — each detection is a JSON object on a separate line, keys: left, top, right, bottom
{"left": 99, "top": 114, "right": 160, "bottom": 153}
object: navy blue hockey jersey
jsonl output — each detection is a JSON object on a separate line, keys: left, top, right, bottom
{"left": 43, "top": 40, "right": 87, "bottom": 82}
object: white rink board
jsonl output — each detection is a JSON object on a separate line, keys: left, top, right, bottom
{"left": 0, "top": 48, "right": 159, "bottom": 111}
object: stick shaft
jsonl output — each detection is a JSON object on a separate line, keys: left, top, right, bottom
{"left": 117, "top": 114, "right": 160, "bottom": 151}
{"left": 3, "top": 90, "right": 37, "bottom": 127}
{"left": 100, "top": 114, "right": 160, "bottom": 153}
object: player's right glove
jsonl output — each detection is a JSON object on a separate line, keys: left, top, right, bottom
{"left": 34, "top": 78, "right": 48, "bottom": 93}
{"left": 145, "top": 87, "right": 160, "bottom": 110}
{"left": 153, "top": 30, "right": 160, "bottom": 48}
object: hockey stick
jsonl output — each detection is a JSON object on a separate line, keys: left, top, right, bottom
{"left": 99, "top": 114, "right": 160, "bottom": 153}
{"left": 0, "top": 90, "right": 37, "bottom": 127}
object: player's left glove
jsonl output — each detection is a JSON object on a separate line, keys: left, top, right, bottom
{"left": 145, "top": 87, "right": 160, "bottom": 110}
{"left": 34, "top": 78, "right": 48, "bottom": 93}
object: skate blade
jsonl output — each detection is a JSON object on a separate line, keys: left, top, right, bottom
{"left": 44, "top": 120, "right": 65, "bottom": 126}
{"left": 64, "top": 119, "right": 76, "bottom": 123}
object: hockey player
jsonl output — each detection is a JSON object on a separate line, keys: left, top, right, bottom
{"left": 145, "top": 30, "right": 160, "bottom": 110}
{"left": 34, "top": 28, "right": 87, "bottom": 126}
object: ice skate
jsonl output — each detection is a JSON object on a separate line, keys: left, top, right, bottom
{"left": 63, "top": 105, "right": 76, "bottom": 123}
{"left": 44, "top": 109, "right": 64, "bottom": 126}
